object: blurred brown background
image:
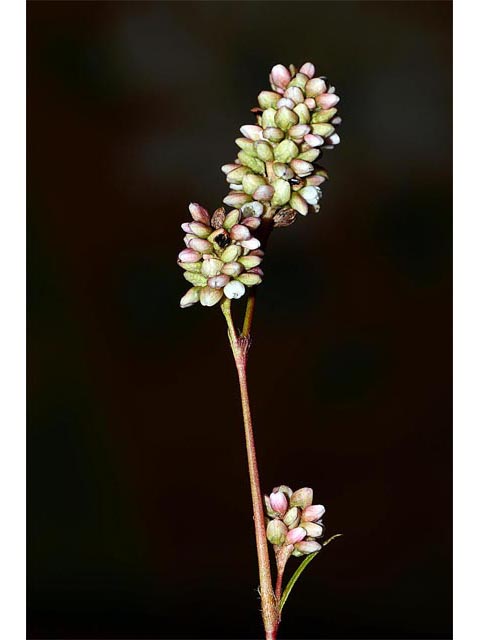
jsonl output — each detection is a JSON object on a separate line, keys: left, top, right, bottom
{"left": 27, "top": 1, "right": 452, "bottom": 638}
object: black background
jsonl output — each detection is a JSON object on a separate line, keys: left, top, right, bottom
{"left": 28, "top": 1, "right": 452, "bottom": 638}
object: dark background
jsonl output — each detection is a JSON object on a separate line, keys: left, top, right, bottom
{"left": 27, "top": 1, "right": 452, "bottom": 639}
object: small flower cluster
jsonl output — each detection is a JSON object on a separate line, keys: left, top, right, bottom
{"left": 222, "top": 62, "right": 340, "bottom": 219}
{"left": 265, "top": 485, "right": 325, "bottom": 557}
{"left": 178, "top": 202, "right": 264, "bottom": 308}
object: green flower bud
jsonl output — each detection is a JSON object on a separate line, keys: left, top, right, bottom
{"left": 255, "top": 140, "right": 274, "bottom": 162}
{"left": 243, "top": 173, "right": 266, "bottom": 195}
{"left": 223, "top": 191, "right": 251, "bottom": 207}
{"left": 238, "top": 273, "right": 262, "bottom": 286}
{"left": 258, "top": 90, "right": 280, "bottom": 109}
{"left": 178, "top": 261, "right": 203, "bottom": 273}
{"left": 226, "top": 165, "right": 250, "bottom": 184}
{"left": 301, "top": 521, "right": 324, "bottom": 538}
{"left": 183, "top": 272, "right": 208, "bottom": 287}
{"left": 266, "top": 519, "right": 287, "bottom": 545}
{"left": 237, "top": 151, "right": 265, "bottom": 174}
{"left": 189, "top": 222, "right": 211, "bottom": 238}
{"left": 263, "top": 127, "right": 284, "bottom": 142}
{"left": 179, "top": 287, "right": 200, "bottom": 309}
{"left": 297, "top": 148, "right": 320, "bottom": 162}
{"left": 311, "top": 107, "right": 337, "bottom": 123}
{"left": 273, "top": 162, "right": 294, "bottom": 180}
{"left": 221, "top": 244, "right": 242, "bottom": 263}
{"left": 287, "top": 72, "right": 308, "bottom": 90}
{"left": 261, "top": 108, "right": 277, "bottom": 128}
{"left": 305, "top": 77, "right": 327, "bottom": 97}
{"left": 311, "top": 123, "right": 335, "bottom": 137}
{"left": 283, "top": 507, "right": 301, "bottom": 529}
{"left": 271, "top": 178, "right": 291, "bottom": 206}
{"left": 293, "top": 103, "right": 311, "bottom": 124}
{"left": 289, "top": 192, "right": 309, "bottom": 216}
{"left": 235, "top": 137, "right": 256, "bottom": 156}
{"left": 223, "top": 209, "right": 241, "bottom": 230}
{"left": 275, "top": 106, "right": 299, "bottom": 131}
{"left": 274, "top": 139, "right": 298, "bottom": 163}
{"left": 238, "top": 255, "right": 262, "bottom": 269}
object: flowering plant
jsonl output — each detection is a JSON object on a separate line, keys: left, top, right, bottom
{"left": 177, "top": 62, "right": 342, "bottom": 639}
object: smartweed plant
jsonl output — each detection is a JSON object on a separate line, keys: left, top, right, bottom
{"left": 177, "top": 62, "right": 342, "bottom": 639}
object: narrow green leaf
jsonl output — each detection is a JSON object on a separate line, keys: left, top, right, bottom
{"left": 279, "top": 534, "right": 343, "bottom": 613}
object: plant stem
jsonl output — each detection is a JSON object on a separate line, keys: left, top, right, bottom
{"left": 221, "top": 299, "right": 279, "bottom": 639}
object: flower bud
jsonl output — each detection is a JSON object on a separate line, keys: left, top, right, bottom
{"left": 255, "top": 140, "right": 274, "bottom": 162}
{"left": 269, "top": 491, "right": 288, "bottom": 515}
{"left": 238, "top": 272, "right": 262, "bottom": 286}
{"left": 184, "top": 272, "right": 208, "bottom": 287}
{"left": 223, "top": 191, "right": 251, "bottom": 208}
{"left": 270, "top": 64, "right": 291, "bottom": 89}
{"left": 302, "top": 504, "right": 326, "bottom": 522}
{"left": 274, "top": 139, "right": 298, "bottom": 163}
{"left": 299, "top": 62, "right": 315, "bottom": 78}
{"left": 241, "top": 201, "right": 264, "bottom": 218}
{"left": 289, "top": 192, "right": 308, "bottom": 216}
{"left": 224, "top": 279, "right": 246, "bottom": 300}
{"left": 238, "top": 255, "right": 262, "bottom": 269}
{"left": 294, "top": 540, "right": 321, "bottom": 555}
{"left": 235, "top": 137, "right": 256, "bottom": 156}
{"left": 222, "top": 261, "right": 243, "bottom": 277}
{"left": 261, "top": 108, "right": 277, "bottom": 128}
{"left": 277, "top": 97, "right": 295, "bottom": 110}
{"left": 240, "top": 237, "right": 261, "bottom": 250}
{"left": 304, "top": 97, "right": 316, "bottom": 110}
{"left": 290, "top": 159, "right": 314, "bottom": 177}
{"left": 181, "top": 222, "right": 192, "bottom": 233}
{"left": 179, "top": 287, "right": 200, "bottom": 308}
{"left": 201, "top": 257, "right": 223, "bottom": 278}
{"left": 300, "top": 186, "right": 321, "bottom": 205}
{"left": 221, "top": 163, "right": 238, "bottom": 175}
{"left": 274, "top": 485, "right": 293, "bottom": 498}
{"left": 266, "top": 519, "right": 287, "bottom": 545}
{"left": 223, "top": 209, "right": 241, "bottom": 229}
{"left": 208, "top": 274, "right": 230, "bottom": 289}
{"left": 327, "top": 133, "right": 340, "bottom": 146}
{"left": 240, "top": 124, "right": 263, "bottom": 140}
{"left": 311, "top": 123, "right": 335, "bottom": 137}
{"left": 275, "top": 107, "right": 299, "bottom": 131}
{"left": 293, "top": 103, "right": 311, "bottom": 124}
{"left": 297, "top": 148, "right": 320, "bottom": 162}
{"left": 301, "top": 521, "right": 324, "bottom": 538}
{"left": 264, "top": 495, "right": 277, "bottom": 518}
{"left": 253, "top": 185, "right": 275, "bottom": 201}
{"left": 263, "top": 127, "right": 284, "bottom": 142}
{"left": 237, "top": 151, "right": 265, "bottom": 174}
{"left": 305, "top": 77, "right": 327, "bottom": 97}
{"left": 199, "top": 286, "right": 223, "bottom": 307}
{"left": 230, "top": 224, "right": 251, "bottom": 241}
{"left": 312, "top": 106, "right": 337, "bottom": 123}
{"left": 226, "top": 165, "right": 250, "bottom": 184}
{"left": 288, "top": 72, "right": 308, "bottom": 91}
{"left": 178, "top": 261, "right": 202, "bottom": 273}
{"left": 221, "top": 244, "right": 242, "bottom": 263}
{"left": 189, "top": 202, "right": 210, "bottom": 225}
{"left": 283, "top": 507, "right": 300, "bottom": 529}
{"left": 189, "top": 222, "right": 211, "bottom": 238}
{"left": 188, "top": 238, "right": 212, "bottom": 253}
{"left": 288, "top": 124, "right": 311, "bottom": 141}
{"left": 306, "top": 175, "right": 326, "bottom": 187}
{"left": 242, "top": 216, "right": 261, "bottom": 230}
{"left": 317, "top": 93, "right": 340, "bottom": 109}
{"left": 286, "top": 527, "right": 307, "bottom": 544}
{"left": 273, "top": 162, "right": 294, "bottom": 180}
{"left": 178, "top": 248, "right": 201, "bottom": 263}
{"left": 284, "top": 86, "right": 304, "bottom": 104}
{"left": 242, "top": 173, "right": 266, "bottom": 195}
{"left": 258, "top": 90, "right": 281, "bottom": 109}
{"left": 304, "top": 133, "right": 324, "bottom": 147}
{"left": 271, "top": 178, "right": 291, "bottom": 206}
{"left": 290, "top": 487, "right": 313, "bottom": 509}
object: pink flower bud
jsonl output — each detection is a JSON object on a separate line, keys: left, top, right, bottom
{"left": 271, "top": 64, "right": 291, "bottom": 89}
{"left": 295, "top": 540, "right": 321, "bottom": 555}
{"left": 178, "top": 249, "right": 200, "bottom": 263}
{"left": 189, "top": 222, "right": 211, "bottom": 238}
{"left": 241, "top": 237, "right": 261, "bottom": 250}
{"left": 240, "top": 125, "right": 263, "bottom": 140}
{"left": 301, "top": 521, "right": 324, "bottom": 538}
{"left": 317, "top": 93, "right": 340, "bottom": 109}
{"left": 304, "top": 133, "right": 324, "bottom": 148}
{"left": 181, "top": 222, "right": 192, "bottom": 233}
{"left": 276, "top": 97, "right": 295, "bottom": 110}
{"left": 189, "top": 202, "right": 210, "bottom": 225}
{"left": 302, "top": 504, "right": 326, "bottom": 522}
{"left": 207, "top": 274, "right": 230, "bottom": 289}
{"left": 304, "top": 97, "right": 316, "bottom": 110}
{"left": 305, "top": 77, "right": 327, "bottom": 98}
{"left": 290, "top": 159, "right": 314, "bottom": 177}
{"left": 242, "top": 216, "right": 261, "bottom": 230}
{"left": 188, "top": 237, "right": 212, "bottom": 252}
{"left": 269, "top": 491, "right": 288, "bottom": 515}
{"left": 299, "top": 62, "right": 315, "bottom": 78}
{"left": 223, "top": 192, "right": 251, "bottom": 207}
{"left": 221, "top": 163, "right": 239, "bottom": 175}
{"left": 230, "top": 224, "right": 251, "bottom": 241}
{"left": 253, "top": 185, "right": 274, "bottom": 201}
{"left": 286, "top": 526, "right": 307, "bottom": 544}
